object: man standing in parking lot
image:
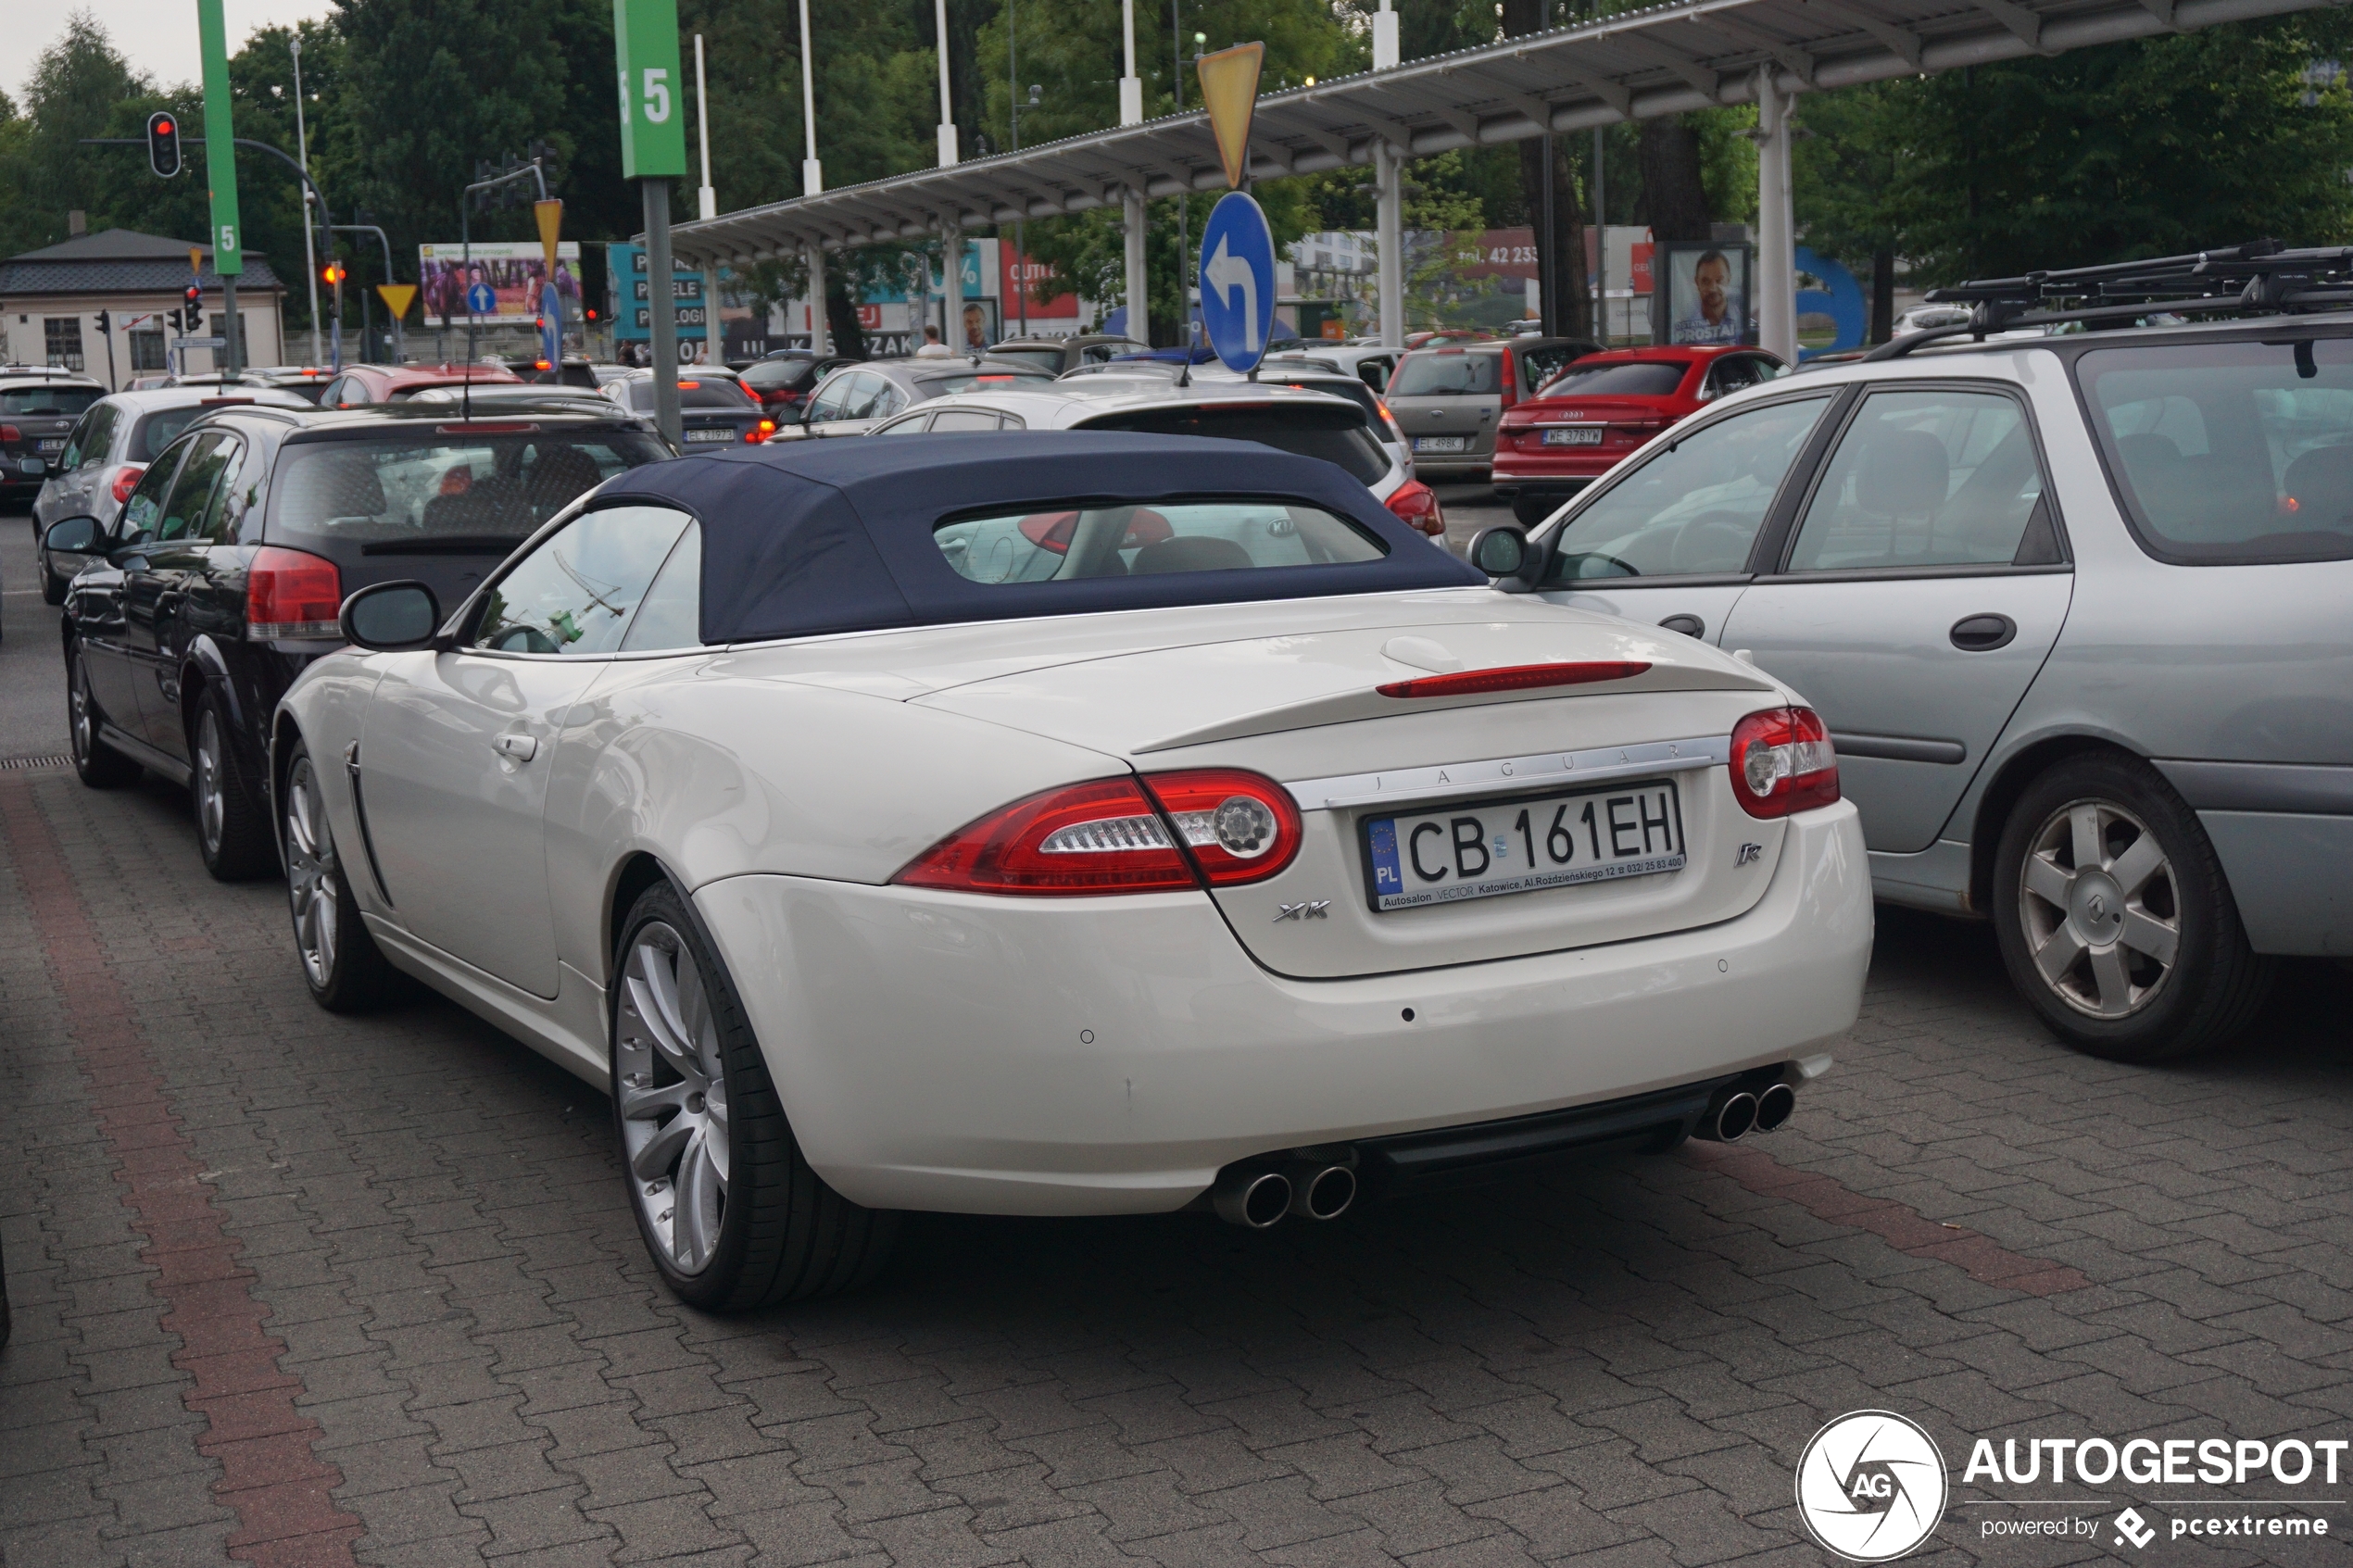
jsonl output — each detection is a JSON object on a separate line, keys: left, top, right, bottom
{"left": 915, "top": 324, "right": 955, "bottom": 359}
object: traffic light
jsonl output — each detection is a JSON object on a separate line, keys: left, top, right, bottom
{"left": 585, "top": 307, "right": 598, "bottom": 322}
{"left": 147, "top": 111, "right": 181, "bottom": 179}
{"left": 183, "top": 282, "right": 203, "bottom": 314}
{"left": 95, "top": 309, "right": 111, "bottom": 334}
{"left": 166, "top": 308, "right": 182, "bottom": 332}
{"left": 321, "top": 262, "right": 346, "bottom": 286}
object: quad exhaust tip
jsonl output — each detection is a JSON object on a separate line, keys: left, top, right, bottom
{"left": 1212, "top": 1160, "right": 1359, "bottom": 1227}
{"left": 1755, "top": 1082, "right": 1795, "bottom": 1133}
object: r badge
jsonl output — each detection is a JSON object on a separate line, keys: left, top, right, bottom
{"left": 1275, "top": 900, "right": 1330, "bottom": 922}
{"left": 1735, "top": 843, "right": 1764, "bottom": 867}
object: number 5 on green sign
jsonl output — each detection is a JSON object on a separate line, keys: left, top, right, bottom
{"left": 612, "top": 0, "right": 687, "bottom": 178}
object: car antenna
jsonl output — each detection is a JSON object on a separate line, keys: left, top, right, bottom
{"left": 1177, "top": 321, "right": 1198, "bottom": 389}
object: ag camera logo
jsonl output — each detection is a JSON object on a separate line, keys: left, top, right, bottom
{"left": 1796, "top": 1411, "right": 1949, "bottom": 1562}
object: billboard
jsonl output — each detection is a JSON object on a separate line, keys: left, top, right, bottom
{"left": 418, "top": 241, "right": 583, "bottom": 323}
{"left": 606, "top": 242, "right": 710, "bottom": 345}
{"left": 1655, "top": 241, "right": 1755, "bottom": 346}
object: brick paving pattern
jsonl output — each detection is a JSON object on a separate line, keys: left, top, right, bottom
{"left": 3, "top": 759, "right": 2351, "bottom": 1568}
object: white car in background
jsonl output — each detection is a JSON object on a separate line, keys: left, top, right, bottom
{"left": 275, "top": 432, "right": 1870, "bottom": 1309}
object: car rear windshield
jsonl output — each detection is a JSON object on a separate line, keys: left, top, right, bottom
{"left": 2078, "top": 337, "right": 2353, "bottom": 563}
{"left": 742, "top": 358, "right": 821, "bottom": 390}
{"left": 1389, "top": 351, "right": 1500, "bottom": 398}
{"left": 936, "top": 497, "right": 1388, "bottom": 583}
{"left": 980, "top": 346, "right": 1066, "bottom": 373}
{"left": 3, "top": 385, "right": 102, "bottom": 416}
{"left": 265, "top": 430, "right": 669, "bottom": 558}
{"left": 129, "top": 408, "right": 210, "bottom": 460}
{"left": 1255, "top": 376, "right": 1380, "bottom": 421}
{"left": 918, "top": 368, "right": 1056, "bottom": 395}
{"left": 1539, "top": 361, "right": 1690, "bottom": 397}
{"left": 1075, "top": 403, "right": 1390, "bottom": 484}
{"left": 627, "top": 379, "right": 754, "bottom": 411}
{"left": 271, "top": 381, "right": 332, "bottom": 405}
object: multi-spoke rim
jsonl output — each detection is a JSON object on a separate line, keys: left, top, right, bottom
{"left": 195, "top": 710, "right": 227, "bottom": 852}
{"left": 69, "top": 653, "right": 95, "bottom": 762}
{"left": 2019, "top": 797, "right": 2179, "bottom": 1019}
{"left": 617, "top": 922, "right": 730, "bottom": 1276}
{"left": 283, "top": 758, "right": 339, "bottom": 987}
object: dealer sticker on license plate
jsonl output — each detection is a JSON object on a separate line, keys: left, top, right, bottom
{"left": 684, "top": 427, "right": 737, "bottom": 443}
{"left": 1413, "top": 435, "right": 1466, "bottom": 453}
{"left": 1541, "top": 427, "right": 1604, "bottom": 445}
{"left": 1364, "top": 779, "right": 1685, "bottom": 910}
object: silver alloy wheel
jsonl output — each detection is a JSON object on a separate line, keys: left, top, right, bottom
{"left": 69, "top": 653, "right": 95, "bottom": 761}
{"left": 195, "top": 709, "right": 227, "bottom": 853}
{"left": 282, "top": 757, "right": 339, "bottom": 987}
{"left": 617, "top": 922, "right": 731, "bottom": 1275}
{"left": 2018, "top": 797, "right": 2180, "bottom": 1018}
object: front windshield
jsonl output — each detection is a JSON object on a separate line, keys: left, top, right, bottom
{"left": 936, "top": 498, "right": 1387, "bottom": 583}
{"left": 267, "top": 431, "right": 668, "bottom": 556}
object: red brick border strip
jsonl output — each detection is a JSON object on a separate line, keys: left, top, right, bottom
{"left": 1683, "top": 1139, "right": 2094, "bottom": 1298}
{"left": 2, "top": 778, "right": 363, "bottom": 1568}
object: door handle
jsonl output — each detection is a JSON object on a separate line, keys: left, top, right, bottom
{"left": 1658, "top": 613, "right": 1705, "bottom": 639}
{"left": 493, "top": 733, "right": 538, "bottom": 761}
{"left": 1949, "top": 613, "right": 2018, "bottom": 652}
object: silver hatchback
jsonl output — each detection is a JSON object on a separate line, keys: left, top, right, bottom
{"left": 1506, "top": 313, "right": 2352, "bottom": 1062}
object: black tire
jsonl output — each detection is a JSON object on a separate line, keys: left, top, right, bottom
{"left": 193, "top": 686, "right": 277, "bottom": 881}
{"left": 1992, "top": 753, "right": 2273, "bottom": 1062}
{"left": 610, "top": 880, "right": 897, "bottom": 1309}
{"left": 40, "top": 550, "right": 65, "bottom": 606}
{"left": 282, "top": 740, "right": 409, "bottom": 1013}
{"left": 1511, "top": 496, "right": 1559, "bottom": 528}
{"left": 67, "top": 644, "right": 142, "bottom": 789}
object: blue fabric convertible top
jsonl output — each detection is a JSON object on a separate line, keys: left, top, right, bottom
{"left": 589, "top": 431, "right": 1482, "bottom": 645}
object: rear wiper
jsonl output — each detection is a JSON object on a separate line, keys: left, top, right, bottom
{"left": 362, "top": 534, "right": 525, "bottom": 556}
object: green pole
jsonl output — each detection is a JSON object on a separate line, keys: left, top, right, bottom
{"left": 614, "top": 0, "right": 689, "bottom": 446}
{"left": 197, "top": 0, "right": 245, "bottom": 379}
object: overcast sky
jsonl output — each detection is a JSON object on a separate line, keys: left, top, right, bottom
{"left": 11, "top": 1, "right": 340, "bottom": 103}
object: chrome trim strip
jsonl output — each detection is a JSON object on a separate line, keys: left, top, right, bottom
{"left": 1285, "top": 734, "right": 1730, "bottom": 813}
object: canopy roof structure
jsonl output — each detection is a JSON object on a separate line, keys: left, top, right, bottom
{"left": 667, "top": 0, "right": 2322, "bottom": 268}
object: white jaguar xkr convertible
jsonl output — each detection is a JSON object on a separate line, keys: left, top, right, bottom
{"left": 273, "top": 432, "right": 1871, "bottom": 1307}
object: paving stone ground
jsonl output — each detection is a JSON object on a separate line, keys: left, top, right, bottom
{"left": 4, "top": 512, "right": 2352, "bottom": 1568}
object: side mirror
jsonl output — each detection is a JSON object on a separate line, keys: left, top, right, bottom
{"left": 1468, "top": 524, "right": 1530, "bottom": 580}
{"left": 18, "top": 455, "right": 49, "bottom": 478}
{"left": 339, "top": 581, "right": 443, "bottom": 651}
{"left": 44, "top": 515, "right": 102, "bottom": 554}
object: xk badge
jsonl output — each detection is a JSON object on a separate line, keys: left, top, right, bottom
{"left": 1274, "top": 900, "right": 1329, "bottom": 922}
{"left": 1736, "top": 842, "right": 1764, "bottom": 866}
{"left": 1795, "top": 1411, "right": 1949, "bottom": 1562}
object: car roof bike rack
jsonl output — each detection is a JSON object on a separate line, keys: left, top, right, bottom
{"left": 1860, "top": 239, "right": 2353, "bottom": 361}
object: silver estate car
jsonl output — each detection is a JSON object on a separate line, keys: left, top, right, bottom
{"left": 1502, "top": 311, "right": 2350, "bottom": 1062}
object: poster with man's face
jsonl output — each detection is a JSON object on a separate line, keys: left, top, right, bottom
{"left": 1662, "top": 244, "right": 1754, "bottom": 345}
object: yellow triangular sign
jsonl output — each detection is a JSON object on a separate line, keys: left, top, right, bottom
{"left": 535, "top": 198, "right": 565, "bottom": 273}
{"left": 376, "top": 282, "right": 418, "bottom": 320}
{"left": 1197, "top": 42, "right": 1264, "bottom": 189}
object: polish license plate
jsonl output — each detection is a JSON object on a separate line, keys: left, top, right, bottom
{"left": 1413, "top": 435, "right": 1466, "bottom": 453}
{"left": 38, "top": 437, "right": 67, "bottom": 451}
{"left": 1363, "top": 779, "right": 1685, "bottom": 911}
{"left": 1541, "top": 427, "right": 1604, "bottom": 445}
{"left": 684, "top": 427, "right": 737, "bottom": 443}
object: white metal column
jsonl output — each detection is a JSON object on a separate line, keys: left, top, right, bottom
{"left": 1120, "top": 0, "right": 1146, "bottom": 340}
{"left": 935, "top": 0, "right": 958, "bottom": 167}
{"left": 806, "top": 243, "right": 828, "bottom": 354}
{"left": 1376, "top": 141, "right": 1403, "bottom": 348}
{"left": 798, "top": 0, "right": 823, "bottom": 197}
{"left": 1755, "top": 66, "right": 1797, "bottom": 364}
{"left": 694, "top": 34, "right": 717, "bottom": 220}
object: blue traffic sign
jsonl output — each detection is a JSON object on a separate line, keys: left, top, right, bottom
{"left": 539, "top": 282, "right": 562, "bottom": 365}
{"left": 1198, "top": 192, "right": 1277, "bottom": 375}
{"left": 466, "top": 280, "right": 497, "bottom": 316}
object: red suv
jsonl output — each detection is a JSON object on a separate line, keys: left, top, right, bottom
{"left": 1491, "top": 345, "right": 1784, "bottom": 525}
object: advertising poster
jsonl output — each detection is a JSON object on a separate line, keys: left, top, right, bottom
{"left": 419, "top": 241, "right": 583, "bottom": 322}
{"left": 1656, "top": 241, "right": 1755, "bottom": 345}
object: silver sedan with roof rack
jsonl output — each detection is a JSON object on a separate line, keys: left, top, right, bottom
{"left": 1501, "top": 240, "right": 2353, "bottom": 1062}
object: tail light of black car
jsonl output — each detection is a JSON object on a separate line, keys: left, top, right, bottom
{"left": 1730, "top": 706, "right": 1840, "bottom": 818}
{"left": 246, "top": 546, "right": 344, "bottom": 640}
{"left": 896, "top": 769, "right": 1303, "bottom": 896}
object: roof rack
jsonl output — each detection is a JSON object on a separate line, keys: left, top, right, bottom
{"left": 1862, "top": 239, "right": 2353, "bottom": 361}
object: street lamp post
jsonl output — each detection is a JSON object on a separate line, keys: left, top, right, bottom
{"left": 1120, "top": 0, "right": 1145, "bottom": 343}
{"left": 796, "top": 0, "right": 826, "bottom": 354}
{"left": 291, "top": 35, "right": 321, "bottom": 367}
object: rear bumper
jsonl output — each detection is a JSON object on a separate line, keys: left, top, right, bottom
{"left": 2197, "top": 810, "right": 2353, "bottom": 957}
{"left": 692, "top": 797, "right": 1870, "bottom": 1216}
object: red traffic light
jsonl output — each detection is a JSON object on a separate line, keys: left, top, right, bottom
{"left": 321, "top": 262, "right": 346, "bottom": 284}
{"left": 146, "top": 110, "right": 182, "bottom": 180}
{"left": 585, "top": 307, "right": 598, "bottom": 321}
{"left": 183, "top": 282, "right": 203, "bottom": 308}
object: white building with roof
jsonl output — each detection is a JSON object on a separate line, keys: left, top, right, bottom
{"left": 0, "top": 226, "right": 289, "bottom": 390}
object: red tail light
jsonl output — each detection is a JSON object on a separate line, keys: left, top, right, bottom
{"left": 1385, "top": 479, "right": 1446, "bottom": 536}
{"left": 0, "top": 424, "right": 19, "bottom": 443}
{"left": 1499, "top": 346, "right": 1518, "bottom": 410}
{"left": 111, "top": 464, "right": 147, "bottom": 503}
{"left": 895, "top": 769, "right": 1302, "bottom": 896}
{"left": 245, "top": 546, "right": 343, "bottom": 640}
{"left": 748, "top": 419, "right": 777, "bottom": 444}
{"left": 1730, "top": 706, "right": 1840, "bottom": 818}
{"left": 1378, "top": 661, "right": 1650, "bottom": 699}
